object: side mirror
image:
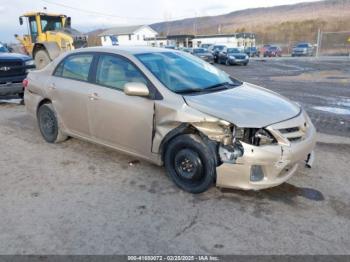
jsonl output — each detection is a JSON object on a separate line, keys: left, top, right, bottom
{"left": 124, "top": 82, "right": 149, "bottom": 97}
{"left": 65, "top": 17, "right": 71, "bottom": 28}
{"left": 19, "top": 17, "right": 23, "bottom": 25}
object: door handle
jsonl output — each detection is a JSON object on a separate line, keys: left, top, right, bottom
{"left": 49, "top": 83, "right": 56, "bottom": 90}
{"left": 88, "top": 92, "right": 99, "bottom": 101}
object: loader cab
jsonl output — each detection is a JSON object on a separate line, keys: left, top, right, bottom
{"left": 19, "top": 13, "right": 69, "bottom": 43}
{"left": 16, "top": 12, "right": 81, "bottom": 70}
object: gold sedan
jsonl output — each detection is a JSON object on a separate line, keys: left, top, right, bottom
{"left": 24, "top": 47, "right": 316, "bottom": 193}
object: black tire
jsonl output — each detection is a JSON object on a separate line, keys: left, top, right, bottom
{"left": 18, "top": 93, "right": 24, "bottom": 105}
{"left": 244, "top": 62, "right": 248, "bottom": 66}
{"left": 164, "top": 134, "right": 216, "bottom": 194}
{"left": 225, "top": 59, "right": 230, "bottom": 66}
{"left": 37, "top": 103, "right": 67, "bottom": 143}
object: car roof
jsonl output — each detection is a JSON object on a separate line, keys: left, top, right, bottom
{"left": 73, "top": 46, "right": 171, "bottom": 55}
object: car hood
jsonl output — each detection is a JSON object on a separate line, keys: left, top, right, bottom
{"left": 0, "top": 52, "right": 31, "bottom": 61}
{"left": 183, "top": 82, "right": 301, "bottom": 128}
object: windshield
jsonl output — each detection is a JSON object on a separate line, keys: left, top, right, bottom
{"left": 269, "top": 47, "right": 278, "bottom": 50}
{"left": 0, "top": 44, "right": 8, "bottom": 53}
{"left": 214, "top": 45, "right": 225, "bottom": 51}
{"left": 227, "top": 48, "right": 241, "bottom": 53}
{"left": 297, "top": 44, "right": 309, "bottom": 48}
{"left": 193, "top": 48, "right": 206, "bottom": 54}
{"left": 41, "top": 16, "right": 63, "bottom": 32}
{"left": 136, "top": 52, "right": 241, "bottom": 94}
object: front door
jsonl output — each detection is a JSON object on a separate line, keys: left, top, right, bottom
{"left": 88, "top": 54, "right": 155, "bottom": 158}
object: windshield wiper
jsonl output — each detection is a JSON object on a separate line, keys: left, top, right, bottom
{"left": 176, "top": 81, "right": 241, "bottom": 95}
{"left": 203, "top": 82, "right": 239, "bottom": 91}
{"left": 175, "top": 88, "right": 205, "bottom": 94}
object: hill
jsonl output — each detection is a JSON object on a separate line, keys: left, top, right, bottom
{"left": 150, "top": 0, "right": 350, "bottom": 44}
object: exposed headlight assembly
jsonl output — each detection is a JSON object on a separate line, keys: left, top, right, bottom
{"left": 232, "top": 126, "right": 276, "bottom": 146}
{"left": 253, "top": 129, "right": 275, "bottom": 146}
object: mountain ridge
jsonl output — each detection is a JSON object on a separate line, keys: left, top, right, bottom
{"left": 149, "top": 0, "right": 350, "bottom": 43}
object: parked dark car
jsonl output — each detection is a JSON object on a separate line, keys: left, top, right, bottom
{"left": 191, "top": 48, "right": 214, "bottom": 64}
{"left": 200, "top": 43, "right": 213, "bottom": 50}
{"left": 0, "top": 43, "right": 35, "bottom": 98}
{"left": 292, "top": 43, "right": 314, "bottom": 57}
{"left": 245, "top": 46, "right": 260, "bottom": 57}
{"left": 181, "top": 47, "right": 192, "bottom": 53}
{"left": 208, "top": 44, "right": 226, "bottom": 63}
{"left": 218, "top": 47, "right": 249, "bottom": 66}
{"left": 0, "top": 43, "right": 9, "bottom": 53}
{"left": 260, "top": 44, "right": 271, "bottom": 56}
{"left": 164, "top": 45, "right": 176, "bottom": 49}
{"left": 263, "top": 46, "right": 282, "bottom": 57}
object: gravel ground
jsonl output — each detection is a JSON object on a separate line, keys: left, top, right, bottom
{"left": 0, "top": 57, "right": 349, "bottom": 255}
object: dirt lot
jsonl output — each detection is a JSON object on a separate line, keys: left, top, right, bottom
{"left": 0, "top": 57, "right": 349, "bottom": 255}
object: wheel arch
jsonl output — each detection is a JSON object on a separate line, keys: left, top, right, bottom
{"left": 159, "top": 123, "right": 220, "bottom": 166}
{"left": 33, "top": 42, "right": 61, "bottom": 61}
{"left": 36, "top": 98, "right": 52, "bottom": 117}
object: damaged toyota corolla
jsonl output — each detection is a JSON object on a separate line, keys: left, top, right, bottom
{"left": 24, "top": 47, "right": 316, "bottom": 193}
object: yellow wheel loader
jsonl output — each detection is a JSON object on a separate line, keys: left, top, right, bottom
{"left": 15, "top": 12, "right": 88, "bottom": 69}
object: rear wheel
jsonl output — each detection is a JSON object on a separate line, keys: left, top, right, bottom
{"left": 164, "top": 134, "right": 216, "bottom": 194}
{"left": 37, "top": 104, "right": 67, "bottom": 143}
{"left": 34, "top": 50, "right": 51, "bottom": 70}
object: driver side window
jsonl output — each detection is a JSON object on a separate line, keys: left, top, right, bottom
{"left": 95, "top": 55, "right": 147, "bottom": 91}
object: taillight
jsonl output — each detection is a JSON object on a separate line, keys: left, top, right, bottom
{"left": 22, "top": 78, "right": 29, "bottom": 89}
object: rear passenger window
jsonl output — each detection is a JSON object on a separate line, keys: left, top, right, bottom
{"left": 95, "top": 55, "right": 147, "bottom": 91}
{"left": 54, "top": 54, "right": 93, "bottom": 81}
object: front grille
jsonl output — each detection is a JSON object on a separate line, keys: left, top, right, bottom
{"left": 279, "top": 127, "right": 299, "bottom": 134}
{"left": 0, "top": 60, "right": 25, "bottom": 77}
{"left": 278, "top": 125, "right": 307, "bottom": 143}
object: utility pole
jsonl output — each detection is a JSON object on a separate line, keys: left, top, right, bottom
{"left": 316, "top": 28, "right": 322, "bottom": 58}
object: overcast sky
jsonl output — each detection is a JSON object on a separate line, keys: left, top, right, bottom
{"left": 0, "top": 0, "right": 320, "bottom": 42}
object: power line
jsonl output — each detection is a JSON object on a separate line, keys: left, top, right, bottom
{"left": 41, "top": 0, "right": 189, "bottom": 22}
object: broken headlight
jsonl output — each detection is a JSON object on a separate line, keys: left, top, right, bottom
{"left": 233, "top": 127, "right": 276, "bottom": 146}
{"left": 254, "top": 129, "right": 276, "bottom": 146}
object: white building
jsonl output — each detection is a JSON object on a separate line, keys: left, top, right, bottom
{"left": 146, "top": 33, "right": 256, "bottom": 49}
{"left": 99, "top": 25, "right": 158, "bottom": 46}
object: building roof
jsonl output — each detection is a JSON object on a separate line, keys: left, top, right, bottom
{"left": 195, "top": 33, "right": 256, "bottom": 39}
{"left": 99, "top": 25, "right": 157, "bottom": 36}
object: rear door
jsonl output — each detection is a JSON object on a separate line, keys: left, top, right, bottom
{"left": 88, "top": 53, "right": 155, "bottom": 158}
{"left": 49, "top": 53, "right": 95, "bottom": 138}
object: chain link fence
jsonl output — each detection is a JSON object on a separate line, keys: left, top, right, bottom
{"left": 317, "top": 31, "right": 350, "bottom": 56}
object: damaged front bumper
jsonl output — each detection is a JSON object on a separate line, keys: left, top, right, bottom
{"left": 216, "top": 112, "right": 317, "bottom": 190}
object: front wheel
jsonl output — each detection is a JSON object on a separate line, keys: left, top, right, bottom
{"left": 225, "top": 59, "right": 230, "bottom": 66}
{"left": 34, "top": 50, "right": 51, "bottom": 70}
{"left": 164, "top": 134, "right": 216, "bottom": 194}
